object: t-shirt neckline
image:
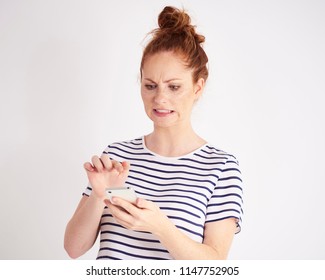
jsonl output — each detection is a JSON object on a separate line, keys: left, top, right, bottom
{"left": 141, "top": 135, "right": 208, "bottom": 160}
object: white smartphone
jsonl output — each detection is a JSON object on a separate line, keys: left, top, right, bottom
{"left": 106, "top": 186, "right": 137, "bottom": 204}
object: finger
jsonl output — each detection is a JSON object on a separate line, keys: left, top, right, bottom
{"left": 111, "top": 197, "right": 139, "bottom": 216}
{"left": 100, "top": 154, "right": 113, "bottom": 170}
{"left": 108, "top": 201, "right": 135, "bottom": 223}
{"left": 111, "top": 213, "right": 134, "bottom": 230}
{"left": 135, "top": 198, "right": 156, "bottom": 209}
{"left": 112, "top": 160, "right": 123, "bottom": 173}
{"left": 121, "top": 161, "right": 130, "bottom": 174}
{"left": 114, "top": 215, "right": 136, "bottom": 230}
{"left": 83, "top": 162, "right": 95, "bottom": 172}
{"left": 91, "top": 155, "right": 104, "bottom": 171}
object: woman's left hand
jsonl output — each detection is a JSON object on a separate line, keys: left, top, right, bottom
{"left": 105, "top": 197, "right": 170, "bottom": 235}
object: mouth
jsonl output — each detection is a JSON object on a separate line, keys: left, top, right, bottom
{"left": 153, "top": 109, "right": 174, "bottom": 117}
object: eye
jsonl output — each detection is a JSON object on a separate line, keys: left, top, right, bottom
{"left": 169, "top": 85, "right": 180, "bottom": 91}
{"left": 144, "top": 84, "right": 157, "bottom": 90}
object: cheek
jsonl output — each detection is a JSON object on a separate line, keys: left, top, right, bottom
{"left": 141, "top": 93, "right": 152, "bottom": 109}
{"left": 180, "top": 97, "right": 196, "bottom": 113}
{"left": 140, "top": 91, "right": 147, "bottom": 102}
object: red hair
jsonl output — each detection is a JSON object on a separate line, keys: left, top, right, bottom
{"left": 141, "top": 6, "right": 209, "bottom": 83}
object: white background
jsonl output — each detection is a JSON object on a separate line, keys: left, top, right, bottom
{"left": 1, "top": 0, "right": 324, "bottom": 260}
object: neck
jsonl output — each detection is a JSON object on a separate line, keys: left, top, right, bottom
{"left": 145, "top": 124, "right": 206, "bottom": 157}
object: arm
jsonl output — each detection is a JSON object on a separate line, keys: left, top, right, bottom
{"left": 157, "top": 217, "right": 236, "bottom": 260}
{"left": 107, "top": 197, "right": 237, "bottom": 259}
{"left": 64, "top": 154, "right": 130, "bottom": 259}
{"left": 64, "top": 194, "right": 105, "bottom": 259}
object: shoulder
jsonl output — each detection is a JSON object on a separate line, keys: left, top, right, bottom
{"left": 199, "top": 143, "right": 240, "bottom": 165}
{"left": 101, "top": 137, "right": 153, "bottom": 160}
{"left": 201, "top": 144, "right": 243, "bottom": 185}
{"left": 103, "top": 137, "right": 143, "bottom": 152}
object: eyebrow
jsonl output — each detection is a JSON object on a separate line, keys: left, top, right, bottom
{"left": 144, "top": 78, "right": 182, "bottom": 83}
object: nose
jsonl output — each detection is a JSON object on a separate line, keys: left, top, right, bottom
{"left": 153, "top": 87, "right": 168, "bottom": 104}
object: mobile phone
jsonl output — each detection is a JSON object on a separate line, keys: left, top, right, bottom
{"left": 106, "top": 186, "right": 137, "bottom": 204}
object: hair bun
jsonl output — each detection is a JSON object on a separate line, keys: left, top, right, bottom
{"left": 158, "top": 6, "right": 191, "bottom": 32}
{"left": 157, "top": 6, "right": 205, "bottom": 45}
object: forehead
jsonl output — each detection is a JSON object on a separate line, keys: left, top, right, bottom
{"left": 142, "top": 51, "right": 192, "bottom": 79}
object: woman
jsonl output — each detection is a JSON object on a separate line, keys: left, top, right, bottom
{"left": 64, "top": 6, "right": 243, "bottom": 260}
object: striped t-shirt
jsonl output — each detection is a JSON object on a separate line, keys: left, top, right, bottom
{"left": 83, "top": 136, "right": 243, "bottom": 260}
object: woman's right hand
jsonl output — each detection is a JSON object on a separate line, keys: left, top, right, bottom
{"left": 83, "top": 154, "right": 130, "bottom": 200}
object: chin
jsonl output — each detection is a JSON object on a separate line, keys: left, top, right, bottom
{"left": 150, "top": 118, "right": 174, "bottom": 128}
{"left": 147, "top": 113, "right": 178, "bottom": 128}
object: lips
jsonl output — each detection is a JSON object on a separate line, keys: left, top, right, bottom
{"left": 155, "top": 109, "right": 173, "bottom": 113}
{"left": 153, "top": 109, "right": 174, "bottom": 117}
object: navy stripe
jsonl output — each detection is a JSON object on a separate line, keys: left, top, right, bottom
{"left": 225, "top": 160, "right": 239, "bottom": 165}
{"left": 176, "top": 225, "right": 204, "bottom": 238}
{"left": 207, "top": 201, "right": 242, "bottom": 209}
{"left": 135, "top": 190, "right": 208, "bottom": 208}
{"left": 215, "top": 185, "right": 243, "bottom": 192}
{"left": 153, "top": 200, "right": 206, "bottom": 216}
{"left": 115, "top": 143, "right": 144, "bottom": 151}
{"left": 168, "top": 215, "right": 204, "bottom": 228}
{"left": 201, "top": 149, "right": 228, "bottom": 156}
{"left": 106, "top": 146, "right": 153, "bottom": 156}
{"left": 205, "top": 146, "right": 228, "bottom": 153}
{"left": 101, "top": 222, "right": 124, "bottom": 229}
{"left": 128, "top": 181, "right": 209, "bottom": 202}
{"left": 101, "top": 214, "right": 113, "bottom": 218}
{"left": 100, "top": 239, "right": 168, "bottom": 253}
{"left": 127, "top": 139, "right": 142, "bottom": 145}
{"left": 128, "top": 175, "right": 213, "bottom": 194}
{"left": 193, "top": 153, "right": 230, "bottom": 160}
{"left": 97, "top": 256, "right": 121, "bottom": 260}
{"left": 211, "top": 193, "right": 243, "bottom": 201}
{"left": 130, "top": 169, "right": 216, "bottom": 186}
{"left": 106, "top": 151, "right": 228, "bottom": 172}
{"left": 218, "top": 176, "right": 242, "bottom": 182}
{"left": 101, "top": 231, "right": 160, "bottom": 243}
{"left": 159, "top": 207, "right": 201, "bottom": 219}
{"left": 131, "top": 163, "right": 220, "bottom": 179}
{"left": 86, "top": 186, "right": 92, "bottom": 191}
{"left": 99, "top": 247, "right": 168, "bottom": 260}
{"left": 205, "top": 216, "right": 240, "bottom": 223}
{"left": 179, "top": 157, "right": 228, "bottom": 165}
{"left": 207, "top": 203, "right": 243, "bottom": 215}
{"left": 222, "top": 168, "right": 241, "bottom": 173}
{"left": 206, "top": 208, "right": 241, "bottom": 216}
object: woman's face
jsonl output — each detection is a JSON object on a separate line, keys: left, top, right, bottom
{"left": 141, "top": 51, "right": 204, "bottom": 129}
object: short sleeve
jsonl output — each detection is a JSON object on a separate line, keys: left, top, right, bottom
{"left": 206, "top": 155, "right": 244, "bottom": 233}
{"left": 82, "top": 184, "right": 92, "bottom": 197}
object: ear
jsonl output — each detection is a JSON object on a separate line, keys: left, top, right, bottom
{"left": 194, "top": 78, "right": 205, "bottom": 100}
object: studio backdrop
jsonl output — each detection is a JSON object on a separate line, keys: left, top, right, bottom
{"left": 0, "top": 0, "right": 324, "bottom": 259}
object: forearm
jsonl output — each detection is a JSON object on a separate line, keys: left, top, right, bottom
{"left": 155, "top": 219, "right": 222, "bottom": 260}
{"left": 64, "top": 195, "right": 105, "bottom": 258}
